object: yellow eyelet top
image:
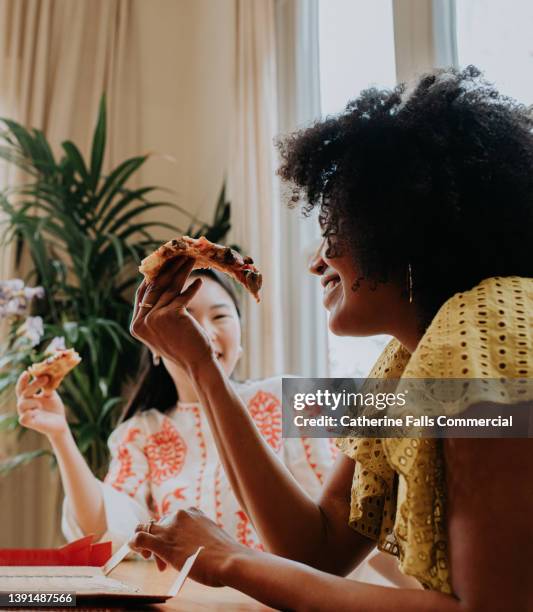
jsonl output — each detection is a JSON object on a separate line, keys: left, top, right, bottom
{"left": 336, "top": 276, "right": 533, "bottom": 594}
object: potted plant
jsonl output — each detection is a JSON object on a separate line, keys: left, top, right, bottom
{"left": 0, "top": 96, "right": 233, "bottom": 477}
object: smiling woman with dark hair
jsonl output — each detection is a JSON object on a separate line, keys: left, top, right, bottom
{"left": 128, "top": 67, "right": 532, "bottom": 611}
{"left": 280, "top": 65, "right": 533, "bottom": 327}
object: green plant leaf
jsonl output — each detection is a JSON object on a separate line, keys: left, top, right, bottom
{"left": 98, "top": 186, "right": 157, "bottom": 232}
{"left": 116, "top": 221, "right": 182, "bottom": 242}
{"left": 106, "top": 202, "right": 178, "bottom": 235}
{"left": 90, "top": 94, "right": 107, "bottom": 191}
{"left": 0, "top": 450, "right": 51, "bottom": 476}
{"left": 96, "top": 156, "right": 148, "bottom": 215}
{"left": 0, "top": 373, "right": 18, "bottom": 394}
{"left": 0, "top": 413, "right": 19, "bottom": 432}
{"left": 74, "top": 423, "right": 99, "bottom": 454}
{"left": 0, "top": 108, "right": 234, "bottom": 477}
{"left": 98, "top": 397, "right": 124, "bottom": 424}
{"left": 31, "top": 129, "right": 56, "bottom": 177}
{"left": 62, "top": 141, "right": 90, "bottom": 183}
{"left": 1, "top": 119, "right": 42, "bottom": 166}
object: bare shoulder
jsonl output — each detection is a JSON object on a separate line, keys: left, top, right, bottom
{"left": 444, "top": 438, "right": 533, "bottom": 609}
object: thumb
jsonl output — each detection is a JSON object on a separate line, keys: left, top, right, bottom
{"left": 18, "top": 410, "right": 35, "bottom": 427}
{"left": 19, "top": 409, "right": 62, "bottom": 434}
{"left": 19, "top": 409, "right": 45, "bottom": 430}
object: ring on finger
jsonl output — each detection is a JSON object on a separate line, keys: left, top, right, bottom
{"left": 140, "top": 302, "right": 154, "bottom": 309}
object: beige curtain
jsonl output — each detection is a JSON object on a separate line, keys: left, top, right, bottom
{"left": 0, "top": 0, "right": 138, "bottom": 547}
{"left": 229, "top": 0, "right": 285, "bottom": 380}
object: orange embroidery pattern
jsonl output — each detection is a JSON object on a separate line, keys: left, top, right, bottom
{"left": 248, "top": 390, "right": 282, "bottom": 452}
{"left": 214, "top": 463, "right": 223, "bottom": 526}
{"left": 122, "top": 427, "right": 141, "bottom": 444}
{"left": 328, "top": 437, "right": 339, "bottom": 463}
{"left": 235, "top": 510, "right": 264, "bottom": 551}
{"left": 105, "top": 445, "right": 147, "bottom": 497}
{"left": 144, "top": 418, "right": 187, "bottom": 486}
{"left": 191, "top": 406, "right": 207, "bottom": 506}
{"left": 301, "top": 437, "right": 324, "bottom": 484}
{"left": 175, "top": 405, "right": 207, "bottom": 505}
{"left": 160, "top": 487, "right": 188, "bottom": 517}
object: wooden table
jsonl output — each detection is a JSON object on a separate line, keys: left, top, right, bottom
{"left": 108, "top": 559, "right": 273, "bottom": 611}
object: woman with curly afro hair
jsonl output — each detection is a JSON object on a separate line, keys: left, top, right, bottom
{"left": 128, "top": 66, "right": 532, "bottom": 611}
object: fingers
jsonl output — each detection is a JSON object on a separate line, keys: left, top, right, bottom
{"left": 131, "top": 279, "right": 148, "bottom": 339}
{"left": 135, "top": 520, "right": 166, "bottom": 536}
{"left": 157, "top": 272, "right": 201, "bottom": 311}
{"left": 142, "top": 258, "right": 196, "bottom": 312}
{"left": 17, "top": 398, "right": 40, "bottom": 414}
{"left": 18, "top": 408, "right": 43, "bottom": 429}
{"left": 155, "top": 555, "right": 168, "bottom": 572}
{"left": 16, "top": 374, "right": 49, "bottom": 399}
{"left": 18, "top": 409, "right": 36, "bottom": 427}
{"left": 16, "top": 371, "right": 30, "bottom": 397}
{"left": 129, "top": 531, "right": 169, "bottom": 561}
{"left": 132, "top": 279, "right": 148, "bottom": 321}
{"left": 18, "top": 408, "right": 53, "bottom": 430}
{"left": 179, "top": 277, "right": 203, "bottom": 305}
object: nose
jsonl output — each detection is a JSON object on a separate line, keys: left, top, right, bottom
{"left": 308, "top": 238, "right": 327, "bottom": 276}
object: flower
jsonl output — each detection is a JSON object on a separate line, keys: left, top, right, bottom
{"left": 1, "top": 279, "right": 24, "bottom": 294}
{"left": 23, "top": 286, "right": 45, "bottom": 301}
{"left": 17, "top": 316, "right": 44, "bottom": 347}
{"left": 45, "top": 336, "right": 66, "bottom": 355}
{"left": 5, "top": 298, "right": 25, "bottom": 316}
{"left": 0, "top": 279, "right": 44, "bottom": 321}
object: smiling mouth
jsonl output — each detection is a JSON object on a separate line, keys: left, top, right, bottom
{"left": 323, "top": 275, "right": 341, "bottom": 291}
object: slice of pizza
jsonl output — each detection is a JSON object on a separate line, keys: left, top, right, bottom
{"left": 27, "top": 349, "right": 81, "bottom": 392}
{"left": 139, "top": 236, "right": 262, "bottom": 302}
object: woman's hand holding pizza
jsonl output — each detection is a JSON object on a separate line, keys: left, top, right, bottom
{"left": 16, "top": 372, "right": 68, "bottom": 440}
{"left": 130, "top": 257, "right": 215, "bottom": 373}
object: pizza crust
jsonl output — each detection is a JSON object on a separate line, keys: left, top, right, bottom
{"left": 139, "top": 236, "right": 262, "bottom": 302}
{"left": 28, "top": 349, "right": 81, "bottom": 392}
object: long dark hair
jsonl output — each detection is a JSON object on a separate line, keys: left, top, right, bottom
{"left": 120, "top": 268, "right": 241, "bottom": 421}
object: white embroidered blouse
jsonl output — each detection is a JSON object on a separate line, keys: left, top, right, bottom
{"left": 62, "top": 376, "right": 337, "bottom": 550}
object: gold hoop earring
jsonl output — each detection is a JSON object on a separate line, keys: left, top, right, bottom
{"left": 408, "top": 263, "right": 414, "bottom": 304}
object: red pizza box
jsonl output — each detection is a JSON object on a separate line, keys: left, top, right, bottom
{"left": 0, "top": 535, "right": 112, "bottom": 566}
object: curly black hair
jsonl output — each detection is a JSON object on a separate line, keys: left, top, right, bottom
{"left": 278, "top": 66, "right": 533, "bottom": 327}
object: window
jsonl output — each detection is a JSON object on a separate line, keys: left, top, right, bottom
{"left": 455, "top": 0, "right": 533, "bottom": 104}
{"left": 318, "top": 0, "right": 396, "bottom": 377}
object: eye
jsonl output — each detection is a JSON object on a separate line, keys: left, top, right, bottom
{"left": 213, "top": 314, "right": 230, "bottom": 320}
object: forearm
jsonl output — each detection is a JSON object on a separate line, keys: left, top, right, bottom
{"left": 50, "top": 430, "right": 106, "bottom": 538}
{"left": 222, "top": 550, "right": 459, "bottom": 612}
{"left": 189, "top": 360, "right": 326, "bottom": 563}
